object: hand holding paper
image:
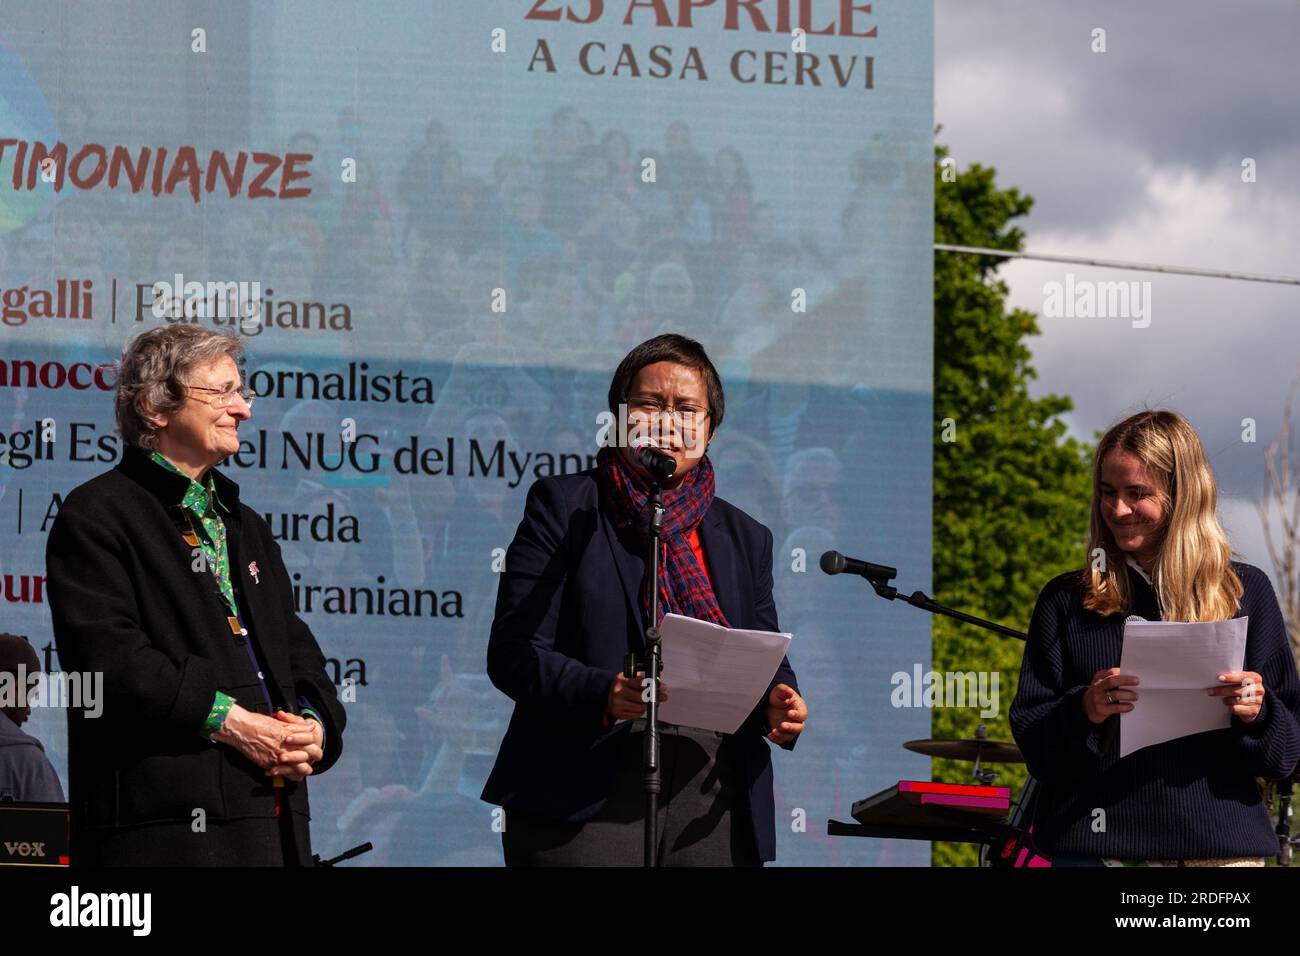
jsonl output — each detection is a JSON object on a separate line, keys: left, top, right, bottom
{"left": 655, "top": 612, "right": 793, "bottom": 734}
{"left": 1082, "top": 667, "right": 1140, "bottom": 724}
{"left": 1206, "top": 669, "right": 1266, "bottom": 724}
{"left": 1118, "top": 617, "right": 1248, "bottom": 758}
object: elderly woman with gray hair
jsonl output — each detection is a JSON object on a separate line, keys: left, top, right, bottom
{"left": 46, "top": 325, "right": 345, "bottom": 866}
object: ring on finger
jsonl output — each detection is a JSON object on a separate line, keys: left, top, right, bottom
{"left": 1105, "top": 692, "right": 1114, "bottom": 705}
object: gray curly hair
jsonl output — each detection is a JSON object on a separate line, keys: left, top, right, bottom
{"left": 114, "top": 325, "right": 245, "bottom": 450}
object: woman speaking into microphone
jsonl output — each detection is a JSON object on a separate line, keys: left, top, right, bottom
{"left": 481, "top": 333, "right": 806, "bottom": 866}
{"left": 1010, "top": 410, "right": 1300, "bottom": 866}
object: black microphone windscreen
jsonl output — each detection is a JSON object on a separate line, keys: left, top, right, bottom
{"left": 635, "top": 444, "right": 677, "bottom": 481}
{"left": 819, "top": 550, "right": 846, "bottom": 575}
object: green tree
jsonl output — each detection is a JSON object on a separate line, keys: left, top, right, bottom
{"left": 930, "top": 141, "right": 1095, "bottom": 866}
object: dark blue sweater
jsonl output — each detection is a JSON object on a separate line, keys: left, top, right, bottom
{"left": 1009, "top": 561, "right": 1300, "bottom": 859}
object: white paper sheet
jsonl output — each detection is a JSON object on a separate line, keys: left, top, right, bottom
{"left": 1118, "top": 618, "right": 1248, "bottom": 758}
{"left": 648, "top": 612, "right": 793, "bottom": 734}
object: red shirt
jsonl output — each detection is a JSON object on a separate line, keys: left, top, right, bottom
{"left": 602, "top": 529, "right": 712, "bottom": 727}
{"left": 686, "top": 527, "right": 713, "bottom": 590}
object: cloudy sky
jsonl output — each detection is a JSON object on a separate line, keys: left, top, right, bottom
{"left": 936, "top": 0, "right": 1300, "bottom": 575}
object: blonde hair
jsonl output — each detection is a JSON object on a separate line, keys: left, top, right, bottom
{"left": 1082, "top": 410, "right": 1242, "bottom": 621}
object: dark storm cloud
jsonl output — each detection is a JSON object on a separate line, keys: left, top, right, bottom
{"left": 937, "top": 0, "right": 1300, "bottom": 235}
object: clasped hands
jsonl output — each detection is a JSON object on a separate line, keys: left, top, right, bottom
{"left": 214, "top": 703, "right": 324, "bottom": 781}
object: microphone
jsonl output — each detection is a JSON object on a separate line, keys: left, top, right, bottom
{"left": 819, "top": 550, "right": 897, "bottom": 583}
{"left": 633, "top": 443, "right": 677, "bottom": 482}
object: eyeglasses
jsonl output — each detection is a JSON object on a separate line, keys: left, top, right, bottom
{"left": 186, "top": 383, "right": 256, "bottom": 410}
{"left": 625, "top": 395, "right": 710, "bottom": 432}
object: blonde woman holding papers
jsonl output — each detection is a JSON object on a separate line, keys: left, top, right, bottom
{"left": 1010, "top": 410, "right": 1300, "bottom": 866}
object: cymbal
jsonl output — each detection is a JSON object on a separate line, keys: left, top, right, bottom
{"left": 903, "top": 737, "right": 1024, "bottom": 763}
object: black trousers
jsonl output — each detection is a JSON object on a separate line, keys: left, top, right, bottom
{"left": 74, "top": 806, "right": 310, "bottom": 866}
{"left": 502, "top": 722, "right": 761, "bottom": 867}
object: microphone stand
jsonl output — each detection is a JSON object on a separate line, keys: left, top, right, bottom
{"left": 829, "top": 558, "right": 1034, "bottom": 867}
{"left": 862, "top": 569, "right": 1027, "bottom": 641}
{"left": 312, "top": 842, "right": 373, "bottom": 866}
{"left": 641, "top": 481, "right": 666, "bottom": 867}
{"left": 1276, "top": 770, "right": 1298, "bottom": 866}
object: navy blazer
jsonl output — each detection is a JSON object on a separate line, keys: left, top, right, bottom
{"left": 480, "top": 468, "right": 799, "bottom": 862}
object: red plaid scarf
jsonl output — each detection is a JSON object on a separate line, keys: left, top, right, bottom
{"left": 596, "top": 445, "right": 729, "bottom": 629}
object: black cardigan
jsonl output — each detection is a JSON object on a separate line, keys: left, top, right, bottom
{"left": 46, "top": 445, "right": 346, "bottom": 847}
{"left": 1010, "top": 561, "right": 1300, "bottom": 859}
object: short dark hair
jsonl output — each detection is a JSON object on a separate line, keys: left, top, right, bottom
{"left": 0, "top": 633, "right": 37, "bottom": 675}
{"left": 608, "top": 333, "right": 725, "bottom": 432}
